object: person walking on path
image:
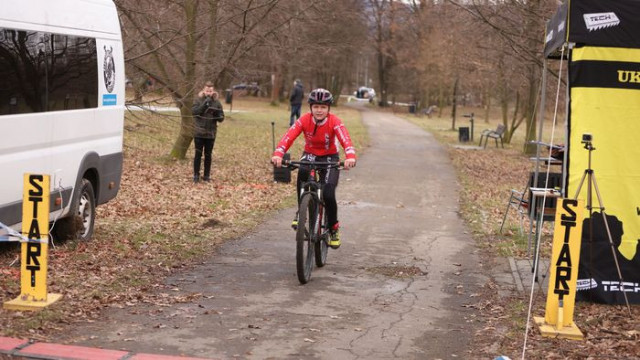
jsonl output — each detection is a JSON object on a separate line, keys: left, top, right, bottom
{"left": 272, "top": 88, "right": 356, "bottom": 249}
{"left": 289, "top": 79, "right": 304, "bottom": 126}
{"left": 192, "top": 81, "right": 224, "bottom": 183}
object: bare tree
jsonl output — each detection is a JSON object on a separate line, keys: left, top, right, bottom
{"left": 365, "top": 0, "right": 398, "bottom": 107}
{"left": 118, "top": 0, "right": 323, "bottom": 159}
{"left": 117, "top": 0, "right": 217, "bottom": 159}
{"left": 444, "top": 0, "right": 557, "bottom": 151}
{"left": 295, "top": 1, "right": 368, "bottom": 104}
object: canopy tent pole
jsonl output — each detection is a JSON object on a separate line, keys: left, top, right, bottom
{"left": 528, "top": 58, "right": 549, "bottom": 256}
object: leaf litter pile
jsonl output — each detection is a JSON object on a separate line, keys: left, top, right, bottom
{"left": 1, "top": 105, "right": 638, "bottom": 359}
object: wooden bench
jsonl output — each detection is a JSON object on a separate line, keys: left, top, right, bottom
{"left": 478, "top": 124, "right": 505, "bottom": 148}
{"left": 420, "top": 105, "right": 438, "bottom": 118}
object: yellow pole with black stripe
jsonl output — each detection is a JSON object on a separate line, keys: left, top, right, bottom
{"left": 3, "top": 174, "right": 62, "bottom": 311}
{"left": 534, "top": 198, "right": 585, "bottom": 340}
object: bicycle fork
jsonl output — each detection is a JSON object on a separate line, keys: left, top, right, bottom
{"left": 315, "top": 204, "right": 325, "bottom": 243}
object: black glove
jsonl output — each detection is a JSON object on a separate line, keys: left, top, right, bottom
{"left": 204, "top": 96, "right": 212, "bottom": 107}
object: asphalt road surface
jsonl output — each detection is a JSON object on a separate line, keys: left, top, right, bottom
{"left": 58, "top": 107, "right": 485, "bottom": 359}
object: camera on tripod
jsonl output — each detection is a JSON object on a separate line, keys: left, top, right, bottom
{"left": 581, "top": 133, "right": 594, "bottom": 150}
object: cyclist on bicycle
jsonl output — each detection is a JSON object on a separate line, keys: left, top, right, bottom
{"left": 271, "top": 88, "right": 357, "bottom": 249}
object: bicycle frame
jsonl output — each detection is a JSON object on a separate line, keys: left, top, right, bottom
{"left": 302, "top": 169, "right": 328, "bottom": 242}
{"left": 289, "top": 160, "right": 342, "bottom": 240}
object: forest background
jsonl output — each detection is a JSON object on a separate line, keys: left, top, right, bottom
{"left": 119, "top": 0, "right": 560, "bottom": 158}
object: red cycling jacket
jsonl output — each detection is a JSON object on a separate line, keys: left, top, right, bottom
{"left": 273, "top": 112, "right": 356, "bottom": 160}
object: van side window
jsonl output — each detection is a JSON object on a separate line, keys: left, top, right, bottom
{"left": 0, "top": 29, "right": 46, "bottom": 114}
{"left": 48, "top": 34, "right": 98, "bottom": 111}
{"left": 0, "top": 28, "right": 97, "bottom": 115}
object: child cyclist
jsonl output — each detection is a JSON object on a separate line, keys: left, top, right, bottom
{"left": 271, "top": 88, "right": 357, "bottom": 249}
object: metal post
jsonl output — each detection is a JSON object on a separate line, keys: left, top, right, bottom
{"left": 470, "top": 113, "right": 474, "bottom": 142}
{"left": 271, "top": 121, "right": 275, "bottom": 152}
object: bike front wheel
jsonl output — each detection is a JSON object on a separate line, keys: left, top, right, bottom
{"left": 296, "top": 194, "right": 316, "bottom": 284}
{"left": 314, "top": 206, "right": 328, "bottom": 267}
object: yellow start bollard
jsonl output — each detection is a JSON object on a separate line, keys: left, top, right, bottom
{"left": 534, "top": 198, "right": 585, "bottom": 340}
{"left": 3, "top": 174, "right": 62, "bottom": 311}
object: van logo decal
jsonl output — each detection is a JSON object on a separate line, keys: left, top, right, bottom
{"left": 103, "top": 46, "right": 116, "bottom": 93}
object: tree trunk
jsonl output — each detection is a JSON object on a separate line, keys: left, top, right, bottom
{"left": 437, "top": 85, "right": 445, "bottom": 117}
{"left": 207, "top": 0, "right": 220, "bottom": 84}
{"left": 522, "top": 0, "right": 544, "bottom": 154}
{"left": 506, "top": 90, "right": 520, "bottom": 143}
{"left": 500, "top": 95, "right": 508, "bottom": 131}
{"left": 451, "top": 76, "right": 459, "bottom": 130}
{"left": 169, "top": 0, "right": 198, "bottom": 159}
{"left": 270, "top": 64, "right": 282, "bottom": 105}
{"left": 170, "top": 106, "right": 195, "bottom": 159}
{"left": 483, "top": 85, "right": 491, "bottom": 123}
{"left": 329, "top": 74, "right": 343, "bottom": 107}
{"left": 523, "top": 63, "right": 540, "bottom": 154}
{"left": 377, "top": 50, "right": 387, "bottom": 107}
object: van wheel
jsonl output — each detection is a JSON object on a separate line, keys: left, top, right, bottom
{"left": 55, "top": 179, "right": 96, "bottom": 241}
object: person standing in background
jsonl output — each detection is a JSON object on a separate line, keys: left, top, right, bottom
{"left": 192, "top": 81, "right": 224, "bottom": 183}
{"left": 289, "top": 79, "right": 304, "bottom": 127}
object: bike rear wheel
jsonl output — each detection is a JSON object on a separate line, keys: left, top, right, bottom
{"left": 314, "top": 206, "right": 328, "bottom": 267}
{"left": 296, "top": 194, "right": 316, "bottom": 284}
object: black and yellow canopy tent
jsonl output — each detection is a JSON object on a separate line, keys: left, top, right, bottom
{"left": 544, "top": 0, "right": 640, "bottom": 304}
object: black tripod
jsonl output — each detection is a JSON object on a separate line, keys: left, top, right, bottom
{"left": 572, "top": 138, "right": 631, "bottom": 314}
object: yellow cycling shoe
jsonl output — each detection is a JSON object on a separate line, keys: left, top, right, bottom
{"left": 291, "top": 211, "right": 299, "bottom": 230}
{"left": 329, "top": 229, "right": 341, "bottom": 249}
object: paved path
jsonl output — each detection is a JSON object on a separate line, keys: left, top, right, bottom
{"left": 52, "top": 109, "right": 485, "bottom": 359}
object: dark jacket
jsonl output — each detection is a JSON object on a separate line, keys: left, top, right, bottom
{"left": 192, "top": 93, "right": 224, "bottom": 139}
{"left": 289, "top": 83, "right": 304, "bottom": 105}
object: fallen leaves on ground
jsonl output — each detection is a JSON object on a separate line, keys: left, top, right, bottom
{"left": 0, "top": 102, "right": 366, "bottom": 340}
{"left": 445, "top": 143, "right": 640, "bottom": 359}
{"left": 0, "top": 108, "right": 296, "bottom": 338}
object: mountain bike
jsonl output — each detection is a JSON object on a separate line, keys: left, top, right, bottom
{"left": 284, "top": 159, "right": 343, "bottom": 284}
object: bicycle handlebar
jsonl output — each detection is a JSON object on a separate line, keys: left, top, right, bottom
{"left": 283, "top": 159, "right": 344, "bottom": 169}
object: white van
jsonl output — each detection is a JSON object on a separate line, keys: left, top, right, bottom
{"left": 0, "top": 0, "right": 125, "bottom": 240}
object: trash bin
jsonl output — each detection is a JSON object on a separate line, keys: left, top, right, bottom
{"left": 408, "top": 103, "right": 416, "bottom": 114}
{"left": 225, "top": 89, "right": 232, "bottom": 104}
{"left": 458, "top": 127, "right": 470, "bottom": 142}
